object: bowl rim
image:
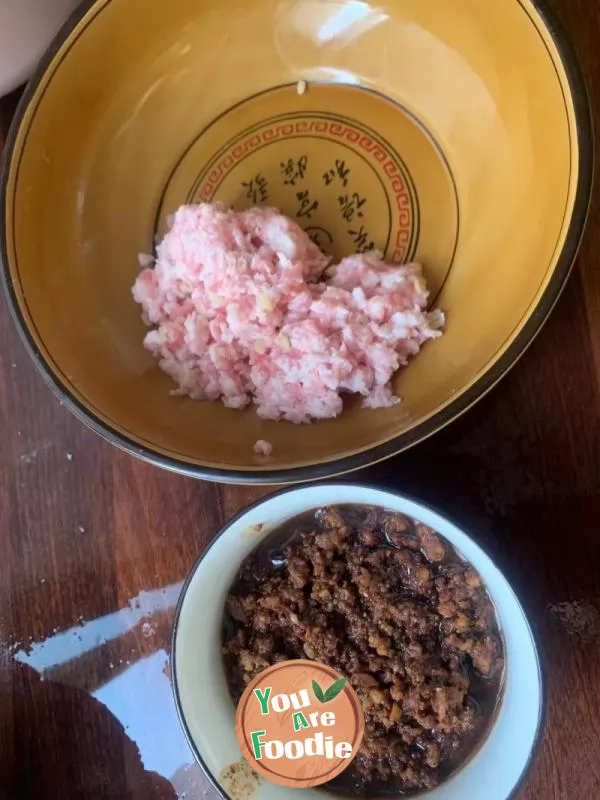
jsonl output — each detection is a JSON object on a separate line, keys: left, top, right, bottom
{"left": 170, "top": 481, "right": 546, "bottom": 800}
{"left": 0, "top": 0, "right": 594, "bottom": 485}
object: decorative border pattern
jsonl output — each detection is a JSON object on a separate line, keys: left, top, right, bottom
{"left": 192, "top": 116, "right": 416, "bottom": 263}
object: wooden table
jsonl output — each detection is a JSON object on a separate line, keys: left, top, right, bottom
{"left": 1, "top": 3, "right": 600, "bottom": 796}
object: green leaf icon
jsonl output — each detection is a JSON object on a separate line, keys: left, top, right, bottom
{"left": 323, "top": 677, "right": 347, "bottom": 702}
{"left": 312, "top": 679, "right": 325, "bottom": 703}
{"left": 312, "top": 677, "right": 347, "bottom": 703}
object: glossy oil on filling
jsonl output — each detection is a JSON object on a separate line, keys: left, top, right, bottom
{"left": 222, "top": 505, "right": 505, "bottom": 796}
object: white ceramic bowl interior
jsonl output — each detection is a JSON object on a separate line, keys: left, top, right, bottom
{"left": 0, "top": 0, "right": 81, "bottom": 98}
{"left": 173, "top": 485, "right": 543, "bottom": 800}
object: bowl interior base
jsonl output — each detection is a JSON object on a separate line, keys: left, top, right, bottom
{"left": 158, "top": 82, "right": 459, "bottom": 300}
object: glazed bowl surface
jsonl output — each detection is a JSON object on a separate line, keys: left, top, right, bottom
{"left": 0, "top": 0, "right": 593, "bottom": 482}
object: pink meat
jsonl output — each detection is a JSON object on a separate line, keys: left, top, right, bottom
{"left": 253, "top": 440, "right": 273, "bottom": 456}
{"left": 132, "top": 203, "right": 443, "bottom": 423}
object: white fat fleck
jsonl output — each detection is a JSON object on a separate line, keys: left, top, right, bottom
{"left": 138, "top": 253, "right": 155, "bottom": 268}
{"left": 258, "top": 293, "right": 274, "bottom": 311}
{"left": 428, "top": 309, "right": 446, "bottom": 330}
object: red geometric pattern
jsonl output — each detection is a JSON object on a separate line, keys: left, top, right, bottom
{"left": 197, "top": 119, "right": 415, "bottom": 263}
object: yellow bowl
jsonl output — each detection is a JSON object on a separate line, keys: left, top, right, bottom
{"left": 0, "top": 0, "right": 593, "bottom": 484}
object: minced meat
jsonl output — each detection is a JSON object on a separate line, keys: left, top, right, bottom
{"left": 222, "top": 505, "right": 504, "bottom": 796}
{"left": 132, "top": 203, "right": 444, "bottom": 424}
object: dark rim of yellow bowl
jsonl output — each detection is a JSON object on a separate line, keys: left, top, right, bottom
{"left": 0, "top": 0, "right": 595, "bottom": 485}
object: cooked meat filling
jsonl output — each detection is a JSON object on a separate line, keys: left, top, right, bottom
{"left": 223, "top": 505, "right": 504, "bottom": 796}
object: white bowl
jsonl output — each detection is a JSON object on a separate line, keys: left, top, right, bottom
{"left": 0, "top": 0, "right": 81, "bottom": 98}
{"left": 173, "top": 485, "right": 543, "bottom": 800}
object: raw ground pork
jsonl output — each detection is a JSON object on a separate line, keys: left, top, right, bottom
{"left": 132, "top": 203, "right": 444, "bottom": 424}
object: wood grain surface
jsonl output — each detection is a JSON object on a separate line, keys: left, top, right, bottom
{"left": 1, "top": 2, "right": 599, "bottom": 796}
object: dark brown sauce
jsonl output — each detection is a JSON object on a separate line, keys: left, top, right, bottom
{"left": 223, "top": 505, "right": 505, "bottom": 797}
